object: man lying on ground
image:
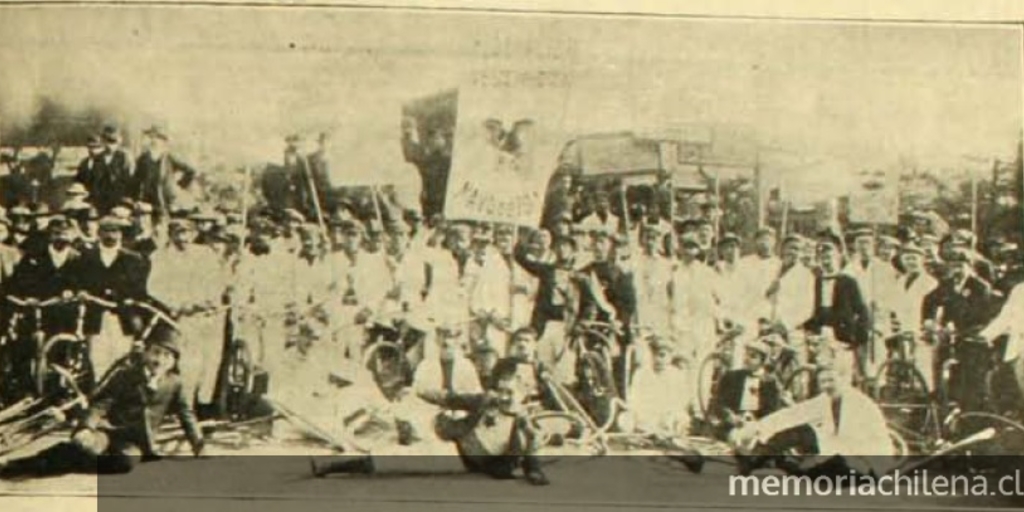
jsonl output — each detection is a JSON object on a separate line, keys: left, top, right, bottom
{"left": 310, "top": 364, "right": 551, "bottom": 486}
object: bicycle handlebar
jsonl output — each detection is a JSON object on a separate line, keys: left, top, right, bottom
{"left": 73, "top": 292, "right": 119, "bottom": 310}
{"left": 5, "top": 296, "right": 65, "bottom": 309}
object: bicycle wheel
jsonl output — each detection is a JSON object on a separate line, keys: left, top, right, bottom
{"left": 696, "top": 353, "right": 729, "bottom": 418}
{"left": 888, "top": 427, "right": 909, "bottom": 462}
{"left": 784, "top": 365, "right": 818, "bottom": 403}
{"left": 948, "top": 411, "right": 1024, "bottom": 457}
{"left": 873, "top": 360, "right": 931, "bottom": 445}
{"left": 37, "top": 334, "right": 92, "bottom": 399}
{"left": 363, "top": 341, "right": 407, "bottom": 401}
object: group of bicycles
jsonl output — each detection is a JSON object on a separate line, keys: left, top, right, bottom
{"left": 689, "top": 319, "right": 1024, "bottom": 466}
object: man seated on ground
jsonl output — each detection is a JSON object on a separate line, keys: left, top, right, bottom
{"left": 708, "top": 338, "right": 786, "bottom": 442}
{"left": 622, "top": 335, "right": 692, "bottom": 437}
{"left": 310, "top": 366, "right": 550, "bottom": 486}
{"left": 728, "top": 364, "right": 893, "bottom": 478}
{"left": 0, "top": 325, "right": 203, "bottom": 478}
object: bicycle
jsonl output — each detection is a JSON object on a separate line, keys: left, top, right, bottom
{"left": 93, "top": 298, "right": 183, "bottom": 391}
{"left": 1, "top": 295, "right": 65, "bottom": 405}
{"left": 361, "top": 312, "right": 427, "bottom": 402}
{"left": 35, "top": 292, "right": 118, "bottom": 398}
{"left": 0, "top": 365, "right": 88, "bottom": 459}
{"left": 694, "top": 325, "right": 746, "bottom": 419}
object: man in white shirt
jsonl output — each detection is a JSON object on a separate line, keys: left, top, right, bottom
{"left": 740, "top": 227, "right": 781, "bottom": 312}
{"left": 670, "top": 234, "right": 721, "bottom": 374}
{"left": 844, "top": 229, "right": 900, "bottom": 376}
{"left": 890, "top": 243, "right": 938, "bottom": 389}
{"left": 625, "top": 336, "right": 692, "bottom": 437}
{"left": 148, "top": 219, "right": 229, "bottom": 406}
{"left": 633, "top": 223, "right": 673, "bottom": 337}
{"left": 765, "top": 234, "right": 816, "bottom": 334}
{"left": 732, "top": 365, "right": 894, "bottom": 478}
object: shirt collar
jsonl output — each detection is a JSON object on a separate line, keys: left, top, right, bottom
{"left": 49, "top": 245, "right": 70, "bottom": 265}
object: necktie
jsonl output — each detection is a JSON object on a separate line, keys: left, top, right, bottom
{"left": 831, "top": 397, "right": 842, "bottom": 433}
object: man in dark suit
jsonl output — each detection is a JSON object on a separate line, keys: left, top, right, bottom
{"left": 922, "top": 248, "right": 996, "bottom": 411}
{"left": 576, "top": 229, "right": 637, "bottom": 338}
{"left": 680, "top": 339, "right": 785, "bottom": 475}
{"left": 82, "top": 127, "right": 134, "bottom": 216}
{"left": 922, "top": 248, "right": 997, "bottom": 335}
{"left": 709, "top": 339, "right": 786, "bottom": 438}
{"left": 514, "top": 233, "right": 579, "bottom": 337}
{"left": 131, "top": 126, "right": 198, "bottom": 225}
{"left": 74, "top": 134, "right": 105, "bottom": 196}
{"left": 3, "top": 217, "right": 83, "bottom": 400}
{"left": 7, "top": 217, "right": 82, "bottom": 330}
{"left": 306, "top": 131, "right": 334, "bottom": 218}
{"left": 281, "top": 135, "right": 316, "bottom": 220}
{"left": 72, "top": 216, "right": 151, "bottom": 379}
{"left": 0, "top": 325, "right": 204, "bottom": 478}
{"left": 801, "top": 233, "right": 872, "bottom": 382}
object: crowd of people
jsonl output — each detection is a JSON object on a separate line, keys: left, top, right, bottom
{"left": 0, "top": 124, "right": 1023, "bottom": 486}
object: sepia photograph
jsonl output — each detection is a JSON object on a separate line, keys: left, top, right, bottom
{"left": 0, "top": 2, "right": 1023, "bottom": 511}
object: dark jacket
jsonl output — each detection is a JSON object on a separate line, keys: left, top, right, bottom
{"left": 433, "top": 391, "right": 529, "bottom": 479}
{"left": 709, "top": 369, "right": 784, "bottom": 427}
{"left": 576, "top": 260, "right": 637, "bottom": 332}
{"left": 514, "top": 246, "right": 578, "bottom": 335}
{"left": 306, "top": 150, "right": 334, "bottom": 214}
{"left": 131, "top": 152, "right": 198, "bottom": 218}
{"left": 81, "top": 149, "right": 134, "bottom": 215}
{"left": 802, "top": 273, "right": 871, "bottom": 347}
{"left": 83, "top": 364, "right": 201, "bottom": 456}
{"left": 6, "top": 246, "right": 83, "bottom": 333}
{"left": 74, "top": 246, "right": 150, "bottom": 335}
{"left": 922, "top": 274, "right": 996, "bottom": 335}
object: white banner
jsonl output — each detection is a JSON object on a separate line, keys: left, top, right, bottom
{"left": 445, "top": 82, "right": 568, "bottom": 226}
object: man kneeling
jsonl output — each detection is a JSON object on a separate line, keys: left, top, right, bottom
{"left": 310, "top": 365, "right": 550, "bottom": 486}
{"left": 0, "top": 324, "right": 203, "bottom": 478}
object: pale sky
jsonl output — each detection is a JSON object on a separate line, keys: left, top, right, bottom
{"left": 0, "top": 7, "right": 1020, "bottom": 199}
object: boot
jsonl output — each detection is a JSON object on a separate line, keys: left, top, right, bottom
{"left": 735, "top": 455, "right": 768, "bottom": 477}
{"left": 522, "top": 455, "right": 550, "bottom": 486}
{"left": 310, "top": 456, "right": 374, "bottom": 478}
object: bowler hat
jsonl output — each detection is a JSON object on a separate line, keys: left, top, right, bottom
{"left": 142, "top": 125, "right": 169, "bottom": 141}
{"left": 101, "top": 126, "right": 122, "bottom": 144}
{"left": 147, "top": 323, "right": 181, "bottom": 358}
